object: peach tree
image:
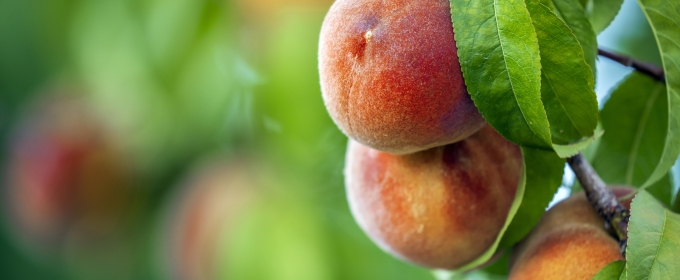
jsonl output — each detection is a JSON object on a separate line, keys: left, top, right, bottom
{"left": 319, "top": 0, "right": 680, "bottom": 278}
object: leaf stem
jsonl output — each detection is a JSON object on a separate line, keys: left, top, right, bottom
{"left": 598, "top": 48, "right": 665, "bottom": 83}
{"left": 567, "top": 153, "right": 630, "bottom": 255}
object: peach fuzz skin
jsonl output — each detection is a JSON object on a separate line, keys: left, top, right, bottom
{"left": 508, "top": 187, "right": 634, "bottom": 280}
{"left": 344, "top": 125, "right": 522, "bottom": 269}
{"left": 319, "top": 0, "right": 485, "bottom": 154}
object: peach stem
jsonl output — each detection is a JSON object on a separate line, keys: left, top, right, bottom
{"left": 598, "top": 48, "right": 665, "bottom": 83}
{"left": 567, "top": 153, "right": 630, "bottom": 256}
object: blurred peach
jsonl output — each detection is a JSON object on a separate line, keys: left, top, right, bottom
{"left": 4, "top": 92, "right": 133, "bottom": 253}
{"left": 160, "top": 157, "right": 259, "bottom": 280}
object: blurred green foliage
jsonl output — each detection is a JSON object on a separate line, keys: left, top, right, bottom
{"left": 0, "top": 0, "right": 433, "bottom": 279}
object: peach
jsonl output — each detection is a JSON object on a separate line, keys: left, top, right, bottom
{"left": 508, "top": 187, "right": 634, "bottom": 280}
{"left": 4, "top": 95, "right": 131, "bottom": 251}
{"left": 162, "top": 158, "right": 258, "bottom": 280}
{"left": 344, "top": 125, "right": 522, "bottom": 269}
{"left": 318, "top": 0, "right": 485, "bottom": 154}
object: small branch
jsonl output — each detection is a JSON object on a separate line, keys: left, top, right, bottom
{"left": 567, "top": 153, "right": 630, "bottom": 255}
{"left": 598, "top": 48, "right": 665, "bottom": 83}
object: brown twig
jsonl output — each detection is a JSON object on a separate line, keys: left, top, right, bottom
{"left": 567, "top": 153, "right": 630, "bottom": 255}
{"left": 598, "top": 48, "right": 665, "bottom": 83}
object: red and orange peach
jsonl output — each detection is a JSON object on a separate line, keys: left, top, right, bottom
{"left": 508, "top": 187, "right": 634, "bottom": 280}
{"left": 344, "top": 125, "right": 522, "bottom": 269}
{"left": 319, "top": 0, "right": 485, "bottom": 154}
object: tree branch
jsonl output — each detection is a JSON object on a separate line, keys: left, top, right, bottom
{"left": 567, "top": 153, "right": 630, "bottom": 255}
{"left": 598, "top": 48, "right": 665, "bottom": 83}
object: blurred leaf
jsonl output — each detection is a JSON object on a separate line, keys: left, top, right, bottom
{"left": 646, "top": 172, "right": 673, "bottom": 207}
{"left": 220, "top": 193, "right": 333, "bottom": 280}
{"left": 586, "top": 0, "right": 624, "bottom": 33}
{"left": 592, "top": 260, "right": 625, "bottom": 280}
{"left": 450, "top": 0, "right": 551, "bottom": 149}
{"left": 480, "top": 252, "right": 510, "bottom": 276}
{"left": 432, "top": 270, "right": 507, "bottom": 280}
{"left": 673, "top": 188, "right": 680, "bottom": 214}
{"left": 592, "top": 73, "right": 670, "bottom": 189}
{"left": 526, "top": 1, "right": 598, "bottom": 154}
{"left": 256, "top": 10, "right": 335, "bottom": 167}
{"left": 0, "top": 0, "right": 58, "bottom": 139}
{"left": 145, "top": 0, "right": 206, "bottom": 70}
{"left": 637, "top": 0, "right": 680, "bottom": 189}
{"left": 581, "top": 122, "right": 603, "bottom": 160}
{"left": 71, "top": 0, "right": 254, "bottom": 177}
{"left": 626, "top": 191, "right": 680, "bottom": 278}
{"left": 0, "top": 230, "right": 68, "bottom": 280}
{"left": 551, "top": 0, "right": 598, "bottom": 77}
{"left": 500, "top": 147, "right": 564, "bottom": 248}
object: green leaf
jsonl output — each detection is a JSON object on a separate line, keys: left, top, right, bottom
{"left": 637, "top": 0, "right": 680, "bottom": 189}
{"left": 647, "top": 172, "right": 673, "bottom": 207}
{"left": 626, "top": 191, "right": 680, "bottom": 278}
{"left": 672, "top": 169, "right": 680, "bottom": 213}
{"left": 582, "top": 122, "right": 603, "bottom": 160}
{"left": 499, "top": 147, "right": 564, "bottom": 248}
{"left": 450, "top": 0, "right": 552, "bottom": 149}
{"left": 551, "top": 0, "right": 598, "bottom": 78}
{"left": 540, "top": 0, "right": 554, "bottom": 7}
{"left": 526, "top": 1, "right": 598, "bottom": 147}
{"left": 673, "top": 183, "right": 680, "bottom": 213}
{"left": 592, "top": 73, "right": 672, "bottom": 189}
{"left": 480, "top": 252, "right": 510, "bottom": 276}
{"left": 586, "top": 0, "right": 625, "bottom": 34}
{"left": 552, "top": 128, "right": 603, "bottom": 158}
{"left": 592, "top": 260, "right": 625, "bottom": 280}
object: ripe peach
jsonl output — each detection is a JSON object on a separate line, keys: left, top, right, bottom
{"left": 318, "top": 0, "right": 485, "bottom": 154}
{"left": 345, "top": 125, "right": 522, "bottom": 269}
{"left": 508, "top": 187, "right": 634, "bottom": 280}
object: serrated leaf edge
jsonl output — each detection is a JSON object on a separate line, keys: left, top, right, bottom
{"left": 494, "top": 0, "right": 551, "bottom": 145}
{"left": 636, "top": 0, "right": 680, "bottom": 189}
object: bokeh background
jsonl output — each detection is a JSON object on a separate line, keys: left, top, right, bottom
{"left": 0, "top": 0, "right": 673, "bottom": 279}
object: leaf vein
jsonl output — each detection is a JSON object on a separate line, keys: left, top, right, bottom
{"left": 493, "top": 0, "right": 540, "bottom": 139}
{"left": 543, "top": 73, "right": 582, "bottom": 134}
{"left": 646, "top": 210, "right": 667, "bottom": 279}
{"left": 644, "top": 7, "right": 680, "bottom": 29}
{"left": 656, "top": 33, "right": 680, "bottom": 51}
